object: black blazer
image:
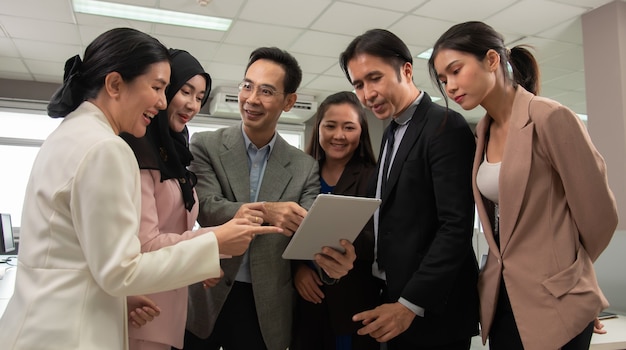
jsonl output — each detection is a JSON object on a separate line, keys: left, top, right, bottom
{"left": 323, "top": 157, "right": 380, "bottom": 332}
{"left": 292, "top": 157, "right": 381, "bottom": 350}
{"left": 376, "top": 93, "right": 479, "bottom": 346}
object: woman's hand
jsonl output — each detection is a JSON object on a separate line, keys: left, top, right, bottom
{"left": 294, "top": 263, "right": 324, "bottom": 304}
{"left": 127, "top": 295, "right": 161, "bottom": 328}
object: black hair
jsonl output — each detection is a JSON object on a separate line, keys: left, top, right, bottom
{"left": 339, "top": 28, "right": 413, "bottom": 84}
{"left": 305, "top": 91, "right": 376, "bottom": 167}
{"left": 246, "top": 47, "right": 302, "bottom": 94}
{"left": 47, "top": 27, "right": 170, "bottom": 117}
{"left": 428, "top": 21, "right": 540, "bottom": 105}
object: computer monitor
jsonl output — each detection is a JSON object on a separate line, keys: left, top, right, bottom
{"left": 0, "top": 213, "right": 16, "bottom": 254}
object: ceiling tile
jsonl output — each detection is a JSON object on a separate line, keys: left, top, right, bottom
{"left": 323, "top": 62, "right": 346, "bottom": 78}
{"left": 412, "top": 64, "right": 435, "bottom": 88}
{"left": 540, "top": 47, "right": 585, "bottom": 72}
{"left": 239, "top": 0, "right": 331, "bottom": 28}
{"left": 415, "top": 0, "right": 517, "bottom": 22}
{"left": 33, "top": 73, "right": 65, "bottom": 84}
{"left": 75, "top": 14, "right": 154, "bottom": 35}
{"left": 540, "top": 66, "right": 575, "bottom": 83}
{"left": 23, "top": 59, "right": 64, "bottom": 76}
{"left": 341, "top": 0, "right": 428, "bottom": 13}
{"left": 0, "top": 37, "right": 20, "bottom": 57}
{"left": 540, "top": 85, "right": 572, "bottom": 97}
{"left": 211, "top": 44, "right": 256, "bottom": 65}
{"left": 544, "top": 71, "right": 586, "bottom": 90}
{"left": 0, "top": 0, "right": 619, "bottom": 123}
{"left": 0, "top": 57, "right": 29, "bottom": 73}
{"left": 204, "top": 61, "right": 245, "bottom": 83}
{"left": 304, "top": 75, "right": 352, "bottom": 93}
{"left": 310, "top": 2, "right": 404, "bottom": 36}
{"left": 485, "top": 0, "right": 588, "bottom": 35}
{"left": 387, "top": 15, "right": 456, "bottom": 47}
{"left": 291, "top": 54, "right": 338, "bottom": 75}
{"left": 224, "top": 20, "right": 303, "bottom": 48}
{"left": 522, "top": 36, "right": 580, "bottom": 61}
{"left": 536, "top": 17, "right": 583, "bottom": 45}
{"left": 288, "top": 31, "right": 353, "bottom": 58}
{"left": 0, "top": 16, "right": 80, "bottom": 45}
{"left": 12, "top": 39, "right": 82, "bottom": 62}
{"left": 158, "top": 35, "right": 219, "bottom": 61}
{"left": 76, "top": 23, "right": 154, "bottom": 48}
{"left": 153, "top": 23, "right": 226, "bottom": 42}
{"left": 550, "top": 0, "right": 617, "bottom": 8}
{"left": 0, "top": 0, "right": 74, "bottom": 23}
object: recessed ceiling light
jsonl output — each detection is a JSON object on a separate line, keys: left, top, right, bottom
{"left": 72, "top": 0, "right": 231, "bottom": 31}
{"left": 416, "top": 48, "right": 433, "bottom": 60}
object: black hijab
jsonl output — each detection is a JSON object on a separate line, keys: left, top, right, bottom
{"left": 121, "top": 49, "right": 212, "bottom": 211}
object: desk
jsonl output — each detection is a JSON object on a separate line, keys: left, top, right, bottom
{"left": 0, "top": 255, "right": 17, "bottom": 318}
{"left": 591, "top": 315, "right": 626, "bottom": 350}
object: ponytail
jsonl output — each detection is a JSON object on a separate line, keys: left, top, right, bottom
{"left": 509, "top": 45, "right": 540, "bottom": 95}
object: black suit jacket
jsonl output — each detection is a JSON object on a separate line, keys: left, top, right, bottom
{"left": 376, "top": 93, "right": 479, "bottom": 346}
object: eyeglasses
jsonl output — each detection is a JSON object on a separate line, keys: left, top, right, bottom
{"left": 238, "top": 81, "right": 285, "bottom": 102}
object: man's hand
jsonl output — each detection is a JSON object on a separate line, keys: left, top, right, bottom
{"left": 352, "top": 302, "right": 416, "bottom": 342}
{"left": 233, "top": 202, "right": 266, "bottom": 225}
{"left": 127, "top": 295, "right": 161, "bottom": 329}
{"left": 260, "top": 201, "right": 307, "bottom": 235}
{"left": 294, "top": 263, "right": 324, "bottom": 304}
{"left": 315, "top": 239, "right": 356, "bottom": 279}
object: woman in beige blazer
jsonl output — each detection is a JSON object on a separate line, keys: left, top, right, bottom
{"left": 429, "top": 21, "right": 618, "bottom": 349}
{"left": 0, "top": 28, "right": 281, "bottom": 350}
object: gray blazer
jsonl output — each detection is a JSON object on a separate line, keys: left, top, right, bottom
{"left": 185, "top": 124, "right": 320, "bottom": 350}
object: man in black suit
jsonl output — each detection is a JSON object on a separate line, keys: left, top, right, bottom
{"left": 339, "top": 29, "right": 479, "bottom": 349}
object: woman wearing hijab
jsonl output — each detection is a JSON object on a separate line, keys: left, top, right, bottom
{"left": 121, "top": 49, "right": 219, "bottom": 350}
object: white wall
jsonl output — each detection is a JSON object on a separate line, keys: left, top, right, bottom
{"left": 594, "top": 230, "right": 626, "bottom": 313}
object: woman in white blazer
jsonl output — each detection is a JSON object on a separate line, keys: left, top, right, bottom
{"left": 0, "top": 28, "right": 283, "bottom": 350}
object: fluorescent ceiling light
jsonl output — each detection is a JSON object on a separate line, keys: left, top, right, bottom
{"left": 577, "top": 113, "right": 588, "bottom": 121}
{"left": 72, "top": 0, "right": 231, "bottom": 31}
{"left": 416, "top": 48, "right": 433, "bottom": 60}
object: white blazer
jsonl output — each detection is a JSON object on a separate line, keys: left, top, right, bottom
{"left": 0, "top": 102, "right": 220, "bottom": 350}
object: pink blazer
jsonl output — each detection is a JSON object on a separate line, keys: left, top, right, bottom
{"left": 474, "top": 87, "right": 617, "bottom": 349}
{"left": 128, "top": 169, "right": 206, "bottom": 348}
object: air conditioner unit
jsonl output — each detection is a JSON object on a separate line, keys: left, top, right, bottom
{"left": 208, "top": 87, "right": 318, "bottom": 124}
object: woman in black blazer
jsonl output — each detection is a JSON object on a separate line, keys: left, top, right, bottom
{"left": 291, "top": 91, "right": 381, "bottom": 350}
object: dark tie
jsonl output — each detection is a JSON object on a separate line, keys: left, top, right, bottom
{"left": 381, "top": 121, "right": 398, "bottom": 194}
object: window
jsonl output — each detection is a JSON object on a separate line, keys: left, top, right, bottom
{"left": 0, "top": 101, "right": 305, "bottom": 232}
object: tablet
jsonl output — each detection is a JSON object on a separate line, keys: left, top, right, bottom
{"left": 282, "top": 194, "right": 381, "bottom": 260}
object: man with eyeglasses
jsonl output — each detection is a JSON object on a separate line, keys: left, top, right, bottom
{"left": 180, "top": 47, "right": 357, "bottom": 350}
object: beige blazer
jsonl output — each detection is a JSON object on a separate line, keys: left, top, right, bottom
{"left": 474, "top": 87, "right": 617, "bottom": 349}
{"left": 0, "top": 102, "right": 221, "bottom": 350}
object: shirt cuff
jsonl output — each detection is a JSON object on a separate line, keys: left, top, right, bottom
{"left": 317, "top": 265, "right": 339, "bottom": 285}
{"left": 398, "top": 297, "right": 425, "bottom": 317}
